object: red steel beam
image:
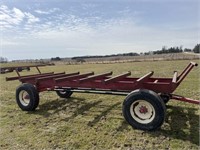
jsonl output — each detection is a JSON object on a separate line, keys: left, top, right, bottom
{"left": 36, "top": 66, "right": 41, "bottom": 74}
{"left": 36, "top": 72, "right": 79, "bottom": 82}
{"left": 36, "top": 72, "right": 80, "bottom": 92}
{"left": 6, "top": 72, "right": 54, "bottom": 81}
{"left": 178, "top": 62, "right": 197, "bottom": 78}
{"left": 19, "top": 73, "right": 67, "bottom": 85}
{"left": 172, "top": 71, "right": 178, "bottom": 83}
{"left": 177, "top": 62, "right": 198, "bottom": 84}
{"left": 55, "top": 72, "right": 94, "bottom": 83}
{"left": 20, "top": 72, "right": 65, "bottom": 82}
{"left": 15, "top": 69, "right": 20, "bottom": 77}
{"left": 136, "top": 71, "right": 154, "bottom": 83}
{"left": 104, "top": 72, "right": 131, "bottom": 83}
{"left": 171, "top": 94, "right": 199, "bottom": 104}
{"left": 78, "top": 72, "right": 112, "bottom": 83}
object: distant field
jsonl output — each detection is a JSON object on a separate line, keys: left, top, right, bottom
{"left": 0, "top": 60, "right": 199, "bottom": 149}
{"left": 81, "top": 52, "right": 200, "bottom": 63}
{"left": 1, "top": 53, "right": 199, "bottom": 67}
{"left": 0, "top": 62, "right": 41, "bottom": 68}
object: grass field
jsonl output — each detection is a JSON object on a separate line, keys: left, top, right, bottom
{"left": 0, "top": 60, "right": 199, "bottom": 149}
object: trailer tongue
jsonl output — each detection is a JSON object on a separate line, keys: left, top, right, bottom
{"left": 5, "top": 62, "right": 199, "bottom": 130}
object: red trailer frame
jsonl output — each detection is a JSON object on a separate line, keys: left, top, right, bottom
{"left": 5, "top": 62, "right": 199, "bottom": 130}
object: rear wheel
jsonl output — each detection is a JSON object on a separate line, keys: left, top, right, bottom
{"left": 56, "top": 90, "right": 73, "bottom": 98}
{"left": 16, "top": 83, "right": 39, "bottom": 111}
{"left": 122, "top": 89, "right": 166, "bottom": 131}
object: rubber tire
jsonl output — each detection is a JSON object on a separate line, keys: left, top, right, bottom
{"left": 16, "top": 83, "right": 39, "bottom": 111}
{"left": 122, "top": 89, "right": 166, "bottom": 131}
{"left": 56, "top": 90, "right": 73, "bottom": 98}
{"left": 160, "top": 94, "right": 170, "bottom": 104}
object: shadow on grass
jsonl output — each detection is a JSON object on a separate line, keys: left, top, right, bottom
{"left": 86, "top": 101, "right": 130, "bottom": 131}
{"left": 60, "top": 100, "right": 102, "bottom": 122}
{"left": 115, "top": 120, "right": 130, "bottom": 132}
{"left": 28, "top": 97, "right": 103, "bottom": 122}
{"left": 28, "top": 97, "right": 87, "bottom": 117}
{"left": 28, "top": 97, "right": 127, "bottom": 129}
{"left": 149, "top": 105, "right": 199, "bottom": 145}
{"left": 28, "top": 97, "right": 198, "bottom": 145}
{"left": 87, "top": 102, "right": 121, "bottom": 127}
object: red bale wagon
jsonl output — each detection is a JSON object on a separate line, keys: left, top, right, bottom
{"left": 5, "top": 62, "right": 199, "bottom": 130}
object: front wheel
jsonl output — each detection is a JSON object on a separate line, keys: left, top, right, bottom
{"left": 16, "top": 83, "right": 39, "bottom": 111}
{"left": 122, "top": 89, "right": 166, "bottom": 131}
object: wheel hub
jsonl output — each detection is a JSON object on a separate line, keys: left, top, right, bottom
{"left": 19, "top": 90, "right": 30, "bottom": 106}
{"left": 139, "top": 106, "right": 148, "bottom": 114}
{"left": 130, "top": 100, "right": 155, "bottom": 124}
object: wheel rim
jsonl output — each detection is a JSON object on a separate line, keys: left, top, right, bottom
{"left": 59, "top": 91, "right": 66, "bottom": 94}
{"left": 19, "top": 90, "right": 30, "bottom": 106}
{"left": 130, "top": 100, "right": 155, "bottom": 124}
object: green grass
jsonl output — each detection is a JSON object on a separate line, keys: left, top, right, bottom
{"left": 0, "top": 60, "right": 199, "bottom": 149}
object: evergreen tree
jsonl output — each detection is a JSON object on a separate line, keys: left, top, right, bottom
{"left": 193, "top": 44, "right": 200, "bottom": 53}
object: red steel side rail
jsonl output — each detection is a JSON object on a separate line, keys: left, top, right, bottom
{"left": 36, "top": 72, "right": 80, "bottom": 91}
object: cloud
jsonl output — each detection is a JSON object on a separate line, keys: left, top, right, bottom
{"left": 35, "top": 8, "right": 60, "bottom": 15}
{"left": 12, "top": 7, "right": 25, "bottom": 21}
{"left": 24, "top": 12, "right": 40, "bottom": 24}
{"left": 3, "top": 15, "right": 197, "bottom": 60}
{"left": 1, "top": 4, "right": 198, "bottom": 60}
{"left": 0, "top": 5, "right": 40, "bottom": 29}
{"left": 0, "top": 5, "right": 24, "bottom": 27}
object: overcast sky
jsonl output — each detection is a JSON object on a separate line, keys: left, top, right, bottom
{"left": 0, "top": 0, "right": 199, "bottom": 60}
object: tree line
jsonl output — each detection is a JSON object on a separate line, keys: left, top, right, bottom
{"left": 0, "top": 57, "right": 8, "bottom": 63}
{"left": 1, "top": 44, "right": 199, "bottom": 62}
{"left": 143, "top": 44, "right": 199, "bottom": 55}
{"left": 155, "top": 44, "right": 199, "bottom": 54}
{"left": 71, "top": 52, "right": 139, "bottom": 60}
{"left": 193, "top": 44, "right": 200, "bottom": 53}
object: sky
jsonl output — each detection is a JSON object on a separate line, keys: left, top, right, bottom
{"left": 0, "top": 0, "right": 199, "bottom": 60}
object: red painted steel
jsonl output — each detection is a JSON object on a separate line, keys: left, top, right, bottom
{"left": 6, "top": 65, "right": 48, "bottom": 81}
{"left": 20, "top": 72, "right": 65, "bottom": 84}
{"left": 171, "top": 94, "right": 199, "bottom": 104}
{"left": 55, "top": 72, "right": 94, "bottom": 82}
{"left": 104, "top": 71, "right": 131, "bottom": 83}
{"left": 5, "top": 62, "right": 199, "bottom": 104}
{"left": 136, "top": 71, "right": 154, "bottom": 83}
{"left": 36, "top": 72, "right": 80, "bottom": 91}
{"left": 78, "top": 72, "right": 112, "bottom": 83}
{"left": 6, "top": 72, "right": 54, "bottom": 81}
{"left": 177, "top": 62, "right": 198, "bottom": 84}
